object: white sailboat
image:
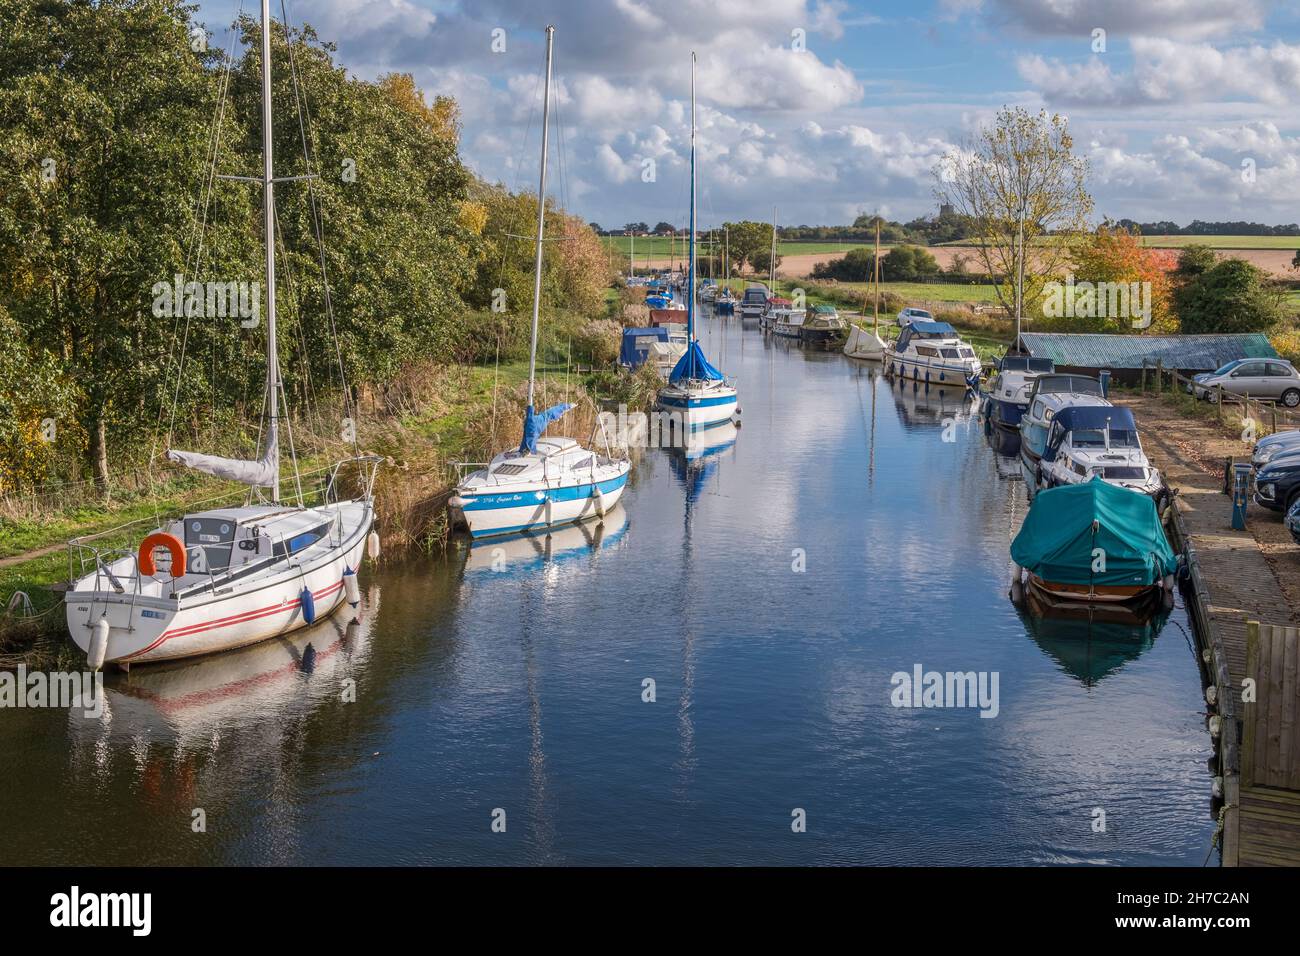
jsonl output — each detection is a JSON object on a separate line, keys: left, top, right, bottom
{"left": 844, "top": 219, "right": 889, "bottom": 360}
{"left": 64, "top": 0, "right": 379, "bottom": 669}
{"left": 656, "top": 53, "right": 739, "bottom": 432}
{"left": 449, "top": 26, "right": 630, "bottom": 538}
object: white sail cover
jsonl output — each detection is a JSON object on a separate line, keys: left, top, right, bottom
{"left": 167, "top": 431, "right": 278, "bottom": 487}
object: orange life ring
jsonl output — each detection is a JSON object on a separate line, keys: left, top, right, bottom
{"left": 139, "top": 532, "right": 186, "bottom": 577}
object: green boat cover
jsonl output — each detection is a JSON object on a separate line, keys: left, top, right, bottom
{"left": 1011, "top": 477, "right": 1177, "bottom": 588}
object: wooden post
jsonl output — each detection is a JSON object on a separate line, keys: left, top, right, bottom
{"left": 1141, "top": 361, "right": 1147, "bottom": 394}
{"left": 1155, "top": 358, "right": 1163, "bottom": 394}
{"left": 1217, "top": 384, "right": 1224, "bottom": 420}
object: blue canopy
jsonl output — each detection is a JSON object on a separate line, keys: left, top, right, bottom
{"left": 896, "top": 321, "right": 957, "bottom": 352}
{"left": 669, "top": 340, "right": 724, "bottom": 384}
{"left": 520, "top": 403, "right": 573, "bottom": 454}
{"left": 619, "top": 327, "right": 669, "bottom": 369}
{"left": 1043, "top": 405, "right": 1138, "bottom": 462}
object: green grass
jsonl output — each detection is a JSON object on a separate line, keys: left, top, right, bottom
{"left": 1137, "top": 235, "right": 1300, "bottom": 250}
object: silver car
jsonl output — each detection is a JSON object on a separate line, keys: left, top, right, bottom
{"left": 1189, "top": 358, "right": 1300, "bottom": 407}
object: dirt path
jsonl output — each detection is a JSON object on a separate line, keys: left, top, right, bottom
{"left": 0, "top": 542, "right": 64, "bottom": 571}
{"left": 1114, "top": 391, "right": 1300, "bottom": 622}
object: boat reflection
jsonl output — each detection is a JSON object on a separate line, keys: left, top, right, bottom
{"left": 983, "top": 415, "right": 1024, "bottom": 480}
{"left": 459, "top": 505, "right": 630, "bottom": 577}
{"left": 1016, "top": 586, "right": 1167, "bottom": 686}
{"left": 890, "top": 377, "right": 978, "bottom": 429}
{"left": 70, "top": 586, "right": 379, "bottom": 747}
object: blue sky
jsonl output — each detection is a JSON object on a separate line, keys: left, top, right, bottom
{"left": 195, "top": 0, "right": 1300, "bottom": 229}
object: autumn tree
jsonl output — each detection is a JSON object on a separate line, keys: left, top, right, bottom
{"left": 934, "top": 106, "right": 1093, "bottom": 332}
{"left": 1060, "top": 225, "right": 1177, "bottom": 333}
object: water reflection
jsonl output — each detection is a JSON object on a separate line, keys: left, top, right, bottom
{"left": 1016, "top": 588, "right": 1167, "bottom": 687}
{"left": 458, "top": 506, "right": 630, "bottom": 578}
{"left": 890, "top": 378, "right": 978, "bottom": 429}
{"left": 983, "top": 416, "right": 1024, "bottom": 480}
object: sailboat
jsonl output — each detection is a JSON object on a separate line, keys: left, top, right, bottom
{"left": 656, "top": 53, "right": 739, "bottom": 432}
{"left": 64, "top": 0, "right": 379, "bottom": 669}
{"left": 449, "top": 27, "right": 630, "bottom": 538}
{"left": 844, "top": 219, "right": 889, "bottom": 360}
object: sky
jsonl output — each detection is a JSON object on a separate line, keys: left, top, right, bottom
{"left": 195, "top": 0, "right": 1300, "bottom": 230}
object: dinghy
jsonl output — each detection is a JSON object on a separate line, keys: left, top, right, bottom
{"left": 64, "top": 0, "right": 379, "bottom": 669}
{"left": 1010, "top": 477, "right": 1177, "bottom": 605}
{"left": 451, "top": 27, "right": 630, "bottom": 538}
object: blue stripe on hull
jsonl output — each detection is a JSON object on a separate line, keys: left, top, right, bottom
{"left": 657, "top": 393, "right": 736, "bottom": 409}
{"left": 459, "top": 474, "right": 628, "bottom": 512}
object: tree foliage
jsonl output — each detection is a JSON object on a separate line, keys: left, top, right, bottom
{"left": 1174, "top": 257, "right": 1286, "bottom": 334}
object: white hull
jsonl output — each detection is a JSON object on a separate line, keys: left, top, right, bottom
{"left": 65, "top": 500, "right": 372, "bottom": 666}
{"left": 453, "top": 478, "right": 628, "bottom": 538}
{"left": 657, "top": 383, "right": 739, "bottom": 431}
{"left": 844, "top": 324, "right": 887, "bottom": 360}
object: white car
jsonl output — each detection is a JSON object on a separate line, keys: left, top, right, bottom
{"left": 897, "top": 307, "right": 934, "bottom": 327}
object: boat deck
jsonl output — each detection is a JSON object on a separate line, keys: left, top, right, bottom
{"left": 1116, "top": 392, "right": 1300, "bottom": 866}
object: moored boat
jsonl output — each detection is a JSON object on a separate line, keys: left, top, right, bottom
{"left": 884, "top": 320, "right": 981, "bottom": 388}
{"left": 1010, "top": 477, "right": 1177, "bottom": 605}
{"left": 768, "top": 306, "right": 805, "bottom": 338}
{"left": 1034, "top": 405, "right": 1166, "bottom": 501}
{"left": 738, "top": 284, "right": 768, "bottom": 321}
{"left": 800, "top": 304, "right": 847, "bottom": 345}
{"left": 1018, "top": 373, "right": 1107, "bottom": 471}
{"left": 984, "top": 355, "right": 1055, "bottom": 431}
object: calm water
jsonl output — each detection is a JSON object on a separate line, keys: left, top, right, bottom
{"left": 1, "top": 312, "right": 1217, "bottom": 865}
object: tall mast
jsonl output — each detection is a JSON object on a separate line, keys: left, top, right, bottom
{"left": 260, "top": 0, "right": 281, "bottom": 502}
{"left": 770, "top": 206, "right": 776, "bottom": 292}
{"left": 687, "top": 52, "right": 697, "bottom": 344}
{"left": 526, "top": 25, "right": 555, "bottom": 414}
{"left": 873, "top": 218, "right": 881, "bottom": 335}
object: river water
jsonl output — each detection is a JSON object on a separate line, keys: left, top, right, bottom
{"left": 0, "top": 311, "right": 1217, "bottom": 865}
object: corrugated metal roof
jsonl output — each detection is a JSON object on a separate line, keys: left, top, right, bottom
{"left": 1016, "top": 332, "right": 1277, "bottom": 370}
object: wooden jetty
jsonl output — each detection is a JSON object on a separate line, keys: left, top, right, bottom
{"left": 1118, "top": 384, "right": 1300, "bottom": 866}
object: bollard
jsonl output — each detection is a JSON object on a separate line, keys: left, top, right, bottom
{"left": 1231, "top": 461, "right": 1251, "bottom": 530}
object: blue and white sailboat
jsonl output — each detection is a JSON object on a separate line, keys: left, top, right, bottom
{"left": 450, "top": 27, "right": 629, "bottom": 538}
{"left": 656, "top": 53, "right": 738, "bottom": 432}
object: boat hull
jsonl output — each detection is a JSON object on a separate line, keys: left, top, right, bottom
{"left": 801, "top": 328, "right": 847, "bottom": 346}
{"left": 989, "top": 397, "right": 1026, "bottom": 430}
{"left": 887, "top": 353, "right": 980, "bottom": 388}
{"left": 1028, "top": 574, "right": 1158, "bottom": 604}
{"left": 452, "top": 472, "right": 629, "bottom": 538}
{"left": 657, "top": 385, "right": 739, "bottom": 431}
{"left": 65, "top": 504, "right": 372, "bottom": 666}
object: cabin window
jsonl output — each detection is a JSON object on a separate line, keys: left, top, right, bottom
{"left": 1103, "top": 466, "right": 1145, "bottom": 480}
{"left": 184, "top": 518, "right": 236, "bottom": 572}
{"left": 1072, "top": 461, "right": 1088, "bottom": 477}
{"left": 941, "top": 348, "right": 959, "bottom": 358}
{"left": 1072, "top": 429, "right": 1107, "bottom": 448}
{"left": 273, "top": 523, "right": 329, "bottom": 558}
{"left": 959, "top": 348, "right": 975, "bottom": 358}
{"left": 492, "top": 463, "right": 530, "bottom": 476}
{"left": 917, "top": 346, "right": 938, "bottom": 357}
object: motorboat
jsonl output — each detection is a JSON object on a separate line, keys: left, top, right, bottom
{"left": 800, "top": 305, "right": 848, "bottom": 345}
{"left": 884, "top": 320, "right": 981, "bottom": 388}
{"left": 984, "top": 355, "right": 1055, "bottom": 431}
{"left": 1018, "top": 373, "right": 1107, "bottom": 471}
{"left": 1010, "top": 477, "right": 1177, "bottom": 605}
{"left": 1034, "top": 405, "right": 1166, "bottom": 501}
{"left": 738, "top": 284, "right": 768, "bottom": 322}
{"left": 768, "top": 306, "right": 805, "bottom": 339}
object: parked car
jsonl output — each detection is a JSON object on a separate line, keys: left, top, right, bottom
{"left": 1252, "top": 428, "right": 1300, "bottom": 470}
{"left": 1286, "top": 497, "right": 1300, "bottom": 545}
{"left": 1252, "top": 451, "right": 1300, "bottom": 512}
{"left": 1188, "top": 358, "right": 1300, "bottom": 407}
{"left": 897, "top": 307, "right": 934, "bottom": 327}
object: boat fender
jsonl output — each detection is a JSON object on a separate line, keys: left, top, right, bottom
{"left": 545, "top": 496, "right": 554, "bottom": 526}
{"left": 591, "top": 486, "right": 606, "bottom": 518}
{"left": 138, "top": 532, "right": 186, "bottom": 577}
{"left": 1009, "top": 563, "right": 1024, "bottom": 604}
{"left": 88, "top": 617, "right": 110, "bottom": 671}
{"left": 1204, "top": 685, "right": 1218, "bottom": 708}
{"left": 300, "top": 587, "right": 316, "bottom": 625}
{"left": 1212, "top": 776, "right": 1224, "bottom": 800}
{"left": 343, "top": 567, "right": 361, "bottom": 607}
{"left": 1209, "top": 715, "right": 1222, "bottom": 739}
{"left": 366, "top": 530, "right": 381, "bottom": 561}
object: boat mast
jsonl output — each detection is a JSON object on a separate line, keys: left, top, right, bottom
{"left": 525, "top": 25, "right": 555, "bottom": 416}
{"left": 260, "top": 0, "right": 281, "bottom": 503}
{"left": 770, "top": 206, "right": 776, "bottom": 293}
{"left": 873, "top": 218, "right": 881, "bottom": 336}
{"left": 687, "top": 51, "right": 696, "bottom": 344}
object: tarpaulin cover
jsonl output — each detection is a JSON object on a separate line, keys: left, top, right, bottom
{"left": 519, "top": 403, "right": 573, "bottom": 454}
{"left": 1010, "top": 477, "right": 1176, "bottom": 588}
{"left": 619, "top": 327, "right": 669, "bottom": 368}
{"left": 669, "top": 340, "right": 724, "bottom": 384}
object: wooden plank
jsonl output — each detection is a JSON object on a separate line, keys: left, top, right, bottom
{"left": 1285, "top": 626, "right": 1299, "bottom": 791}
{"left": 1266, "top": 626, "right": 1285, "bottom": 786}
{"left": 1244, "top": 621, "right": 1259, "bottom": 787}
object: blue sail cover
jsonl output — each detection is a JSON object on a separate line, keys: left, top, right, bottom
{"left": 669, "top": 340, "right": 724, "bottom": 384}
{"left": 519, "top": 403, "right": 573, "bottom": 454}
{"left": 619, "top": 327, "right": 670, "bottom": 368}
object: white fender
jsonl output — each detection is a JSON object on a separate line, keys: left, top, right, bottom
{"left": 343, "top": 569, "right": 361, "bottom": 607}
{"left": 545, "top": 496, "right": 554, "bottom": 526}
{"left": 366, "top": 530, "right": 381, "bottom": 561}
{"left": 88, "top": 617, "right": 110, "bottom": 671}
{"left": 592, "top": 486, "right": 606, "bottom": 518}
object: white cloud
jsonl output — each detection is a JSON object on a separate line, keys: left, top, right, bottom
{"left": 953, "top": 0, "right": 1265, "bottom": 41}
{"left": 1020, "top": 38, "right": 1300, "bottom": 107}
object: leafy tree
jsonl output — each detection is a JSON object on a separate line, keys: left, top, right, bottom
{"left": 652, "top": 221, "right": 674, "bottom": 236}
{"left": 751, "top": 249, "right": 783, "bottom": 275}
{"left": 881, "top": 245, "right": 940, "bottom": 281}
{"left": 1063, "top": 226, "right": 1177, "bottom": 333}
{"left": 1174, "top": 244, "right": 1218, "bottom": 279}
{"left": 935, "top": 106, "right": 1093, "bottom": 324}
{"left": 720, "top": 220, "right": 773, "bottom": 274}
{"left": 1175, "top": 258, "right": 1286, "bottom": 334}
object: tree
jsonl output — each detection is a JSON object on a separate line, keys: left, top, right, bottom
{"left": 881, "top": 245, "right": 940, "bottom": 281}
{"left": 1175, "top": 258, "right": 1285, "bottom": 334}
{"left": 1174, "top": 244, "right": 1218, "bottom": 279}
{"left": 652, "top": 221, "right": 674, "bottom": 236}
{"left": 1062, "top": 226, "right": 1177, "bottom": 333}
{"left": 721, "top": 220, "right": 773, "bottom": 274}
{"left": 934, "top": 106, "right": 1092, "bottom": 326}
